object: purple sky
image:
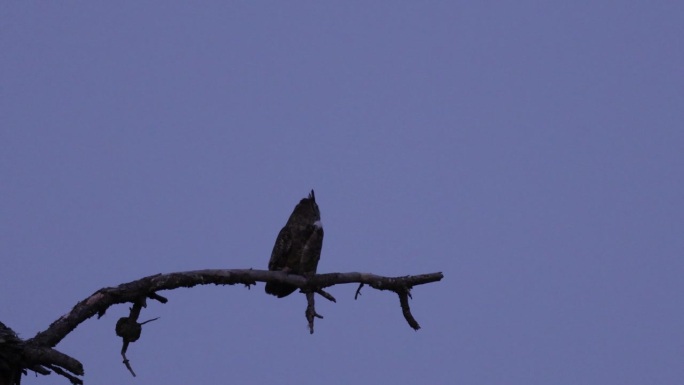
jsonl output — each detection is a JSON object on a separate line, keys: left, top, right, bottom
{"left": 2, "top": 2, "right": 683, "bottom": 384}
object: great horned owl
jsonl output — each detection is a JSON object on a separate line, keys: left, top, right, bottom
{"left": 265, "top": 190, "right": 323, "bottom": 298}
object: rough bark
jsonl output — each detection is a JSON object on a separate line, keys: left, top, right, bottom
{"left": 1, "top": 269, "right": 443, "bottom": 384}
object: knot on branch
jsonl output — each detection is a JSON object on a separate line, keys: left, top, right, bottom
{"left": 115, "top": 318, "right": 142, "bottom": 344}
{"left": 115, "top": 297, "right": 160, "bottom": 377}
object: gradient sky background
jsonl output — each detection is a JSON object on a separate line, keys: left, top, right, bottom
{"left": 1, "top": 2, "right": 683, "bottom": 385}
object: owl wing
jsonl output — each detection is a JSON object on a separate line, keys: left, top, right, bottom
{"left": 268, "top": 226, "right": 292, "bottom": 271}
{"left": 300, "top": 222, "right": 324, "bottom": 275}
{"left": 265, "top": 227, "right": 298, "bottom": 297}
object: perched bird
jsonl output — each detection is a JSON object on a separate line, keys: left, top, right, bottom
{"left": 265, "top": 190, "right": 324, "bottom": 298}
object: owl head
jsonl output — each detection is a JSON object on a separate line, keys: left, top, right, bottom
{"left": 286, "top": 189, "right": 321, "bottom": 226}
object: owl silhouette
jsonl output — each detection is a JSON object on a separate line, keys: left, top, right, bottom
{"left": 265, "top": 190, "right": 323, "bottom": 298}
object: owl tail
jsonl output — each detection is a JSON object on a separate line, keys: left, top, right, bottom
{"left": 265, "top": 282, "right": 298, "bottom": 298}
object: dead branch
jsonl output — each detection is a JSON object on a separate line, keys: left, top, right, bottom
{"left": 29, "top": 269, "right": 442, "bottom": 347}
{"left": 2, "top": 269, "right": 442, "bottom": 384}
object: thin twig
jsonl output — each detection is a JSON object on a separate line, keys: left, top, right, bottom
{"left": 315, "top": 288, "right": 336, "bottom": 302}
{"left": 47, "top": 365, "right": 83, "bottom": 385}
{"left": 397, "top": 288, "right": 420, "bottom": 330}
{"left": 354, "top": 283, "right": 364, "bottom": 299}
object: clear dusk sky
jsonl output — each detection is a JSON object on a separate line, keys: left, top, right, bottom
{"left": 1, "top": 2, "right": 683, "bottom": 384}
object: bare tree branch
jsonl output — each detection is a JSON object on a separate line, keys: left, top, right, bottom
{"left": 2, "top": 268, "right": 442, "bottom": 384}
{"left": 29, "top": 269, "right": 442, "bottom": 347}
